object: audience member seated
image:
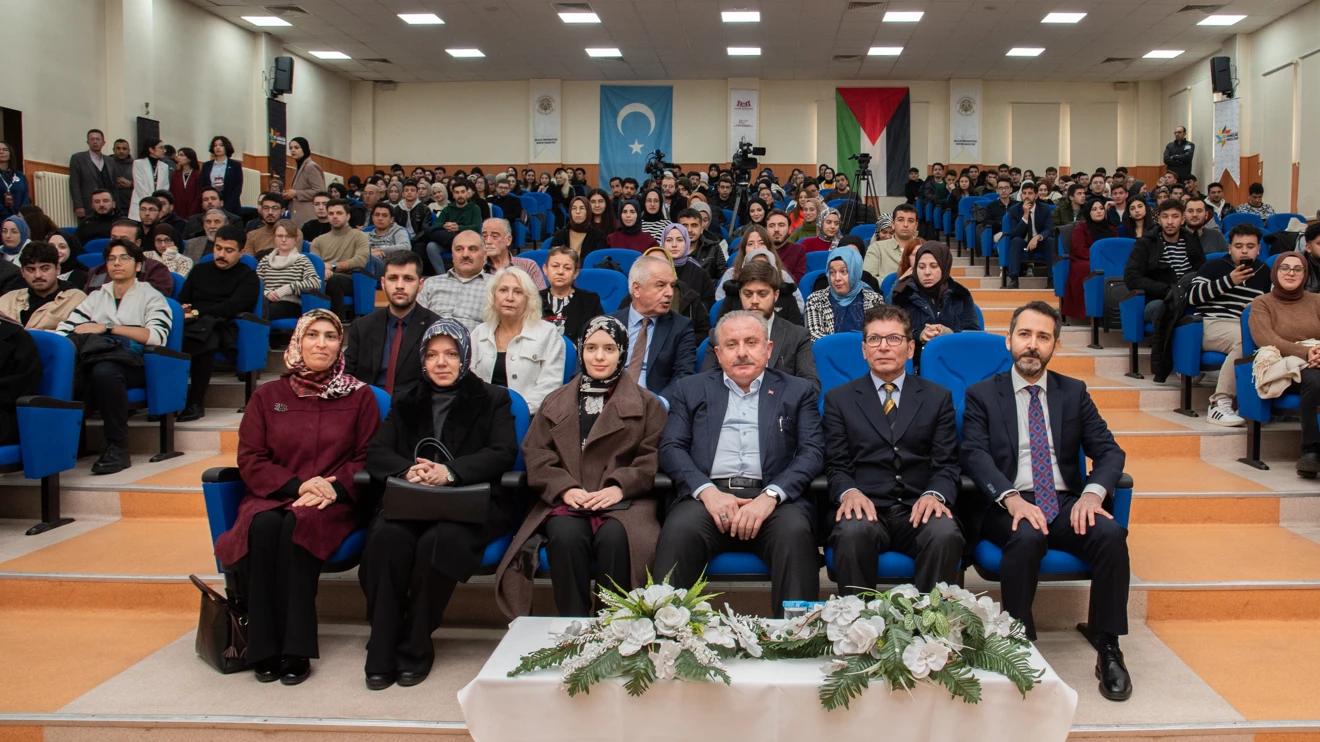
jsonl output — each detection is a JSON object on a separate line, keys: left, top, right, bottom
{"left": 607, "top": 200, "right": 658, "bottom": 252}
{"left": 299, "top": 192, "right": 332, "bottom": 243}
{"left": 185, "top": 209, "right": 228, "bottom": 263}
{"left": 638, "top": 189, "right": 672, "bottom": 244}
{"left": 1120, "top": 198, "right": 1154, "bottom": 241}
{"left": 75, "top": 189, "right": 120, "bottom": 245}
{"left": 654, "top": 311, "right": 823, "bottom": 618}
{"left": 1300, "top": 224, "right": 1320, "bottom": 293}
{"left": 1103, "top": 183, "right": 1130, "bottom": 229}
{"left": 661, "top": 221, "right": 716, "bottom": 310}
{"left": 631, "top": 245, "right": 711, "bottom": 339}
{"left": 470, "top": 266, "right": 565, "bottom": 414}
{"left": 247, "top": 193, "right": 284, "bottom": 257}
{"left": 766, "top": 210, "right": 807, "bottom": 282}
{"left": 799, "top": 206, "right": 844, "bottom": 255}
{"left": 344, "top": 251, "right": 438, "bottom": 395}
{"left": 213, "top": 310, "right": 379, "bottom": 686}
{"left": 151, "top": 190, "right": 188, "bottom": 233}
{"left": 1125, "top": 199, "right": 1205, "bottom": 328}
{"left": 1236, "top": 182, "right": 1275, "bottom": 219}
{"left": 1, "top": 215, "right": 28, "bottom": 263}
{"left": 700, "top": 259, "right": 817, "bottom": 388}
{"left": 419, "top": 230, "right": 489, "bottom": 330}
{"left": 540, "top": 246, "right": 604, "bottom": 340}
{"left": 804, "top": 246, "right": 883, "bottom": 341}
{"left": 1054, "top": 184, "right": 1087, "bottom": 228}
{"left": 864, "top": 204, "right": 923, "bottom": 279}
{"left": 1206, "top": 182, "right": 1235, "bottom": 221}
{"left": 56, "top": 238, "right": 173, "bottom": 474}
{"left": 1248, "top": 253, "right": 1320, "bottom": 474}
{"left": 686, "top": 201, "right": 728, "bottom": 282}
{"left": 788, "top": 198, "right": 820, "bottom": 242}
{"left": 609, "top": 255, "right": 696, "bottom": 400}
{"left": 715, "top": 226, "right": 804, "bottom": 312}
{"left": 422, "top": 179, "right": 483, "bottom": 274}
{"left": 551, "top": 196, "right": 607, "bottom": 261}
{"left": 311, "top": 199, "right": 375, "bottom": 320}
{"left": 1189, "top": 224, "right": 1271, "bottom": 426}
{"left": 360, "top": 318, "right": 518, "bottom": 690}
{"left": 1006, "top": 182, "right": 1055, "bottom": 289}
{"left": 0, "top": 316, "right": 41, "bottom": 445}
{"left": 483, "top": 218, "right": 545, "bottom": 289}
{"left": 735, "top": 198, "right": 770, "bottom": 241}
{"left": 145, "top": 224, "right": 193, "bottom": 276}
{"left": 183, "top": 188, "right": 243, "bottom": 239}
{"left": 961, "top": 301, "right": 1131, "bottom": 701}
{"left": 1059, "top": 201, "right": 1115, "bottom": 321}
{"left": 392, "top": 180, "right": 430, "bottom": 239}
{"left": 496, "top": 315, "right": 667, "bottom": 617}
{"left": 0, "top": 242, "right": 87, "bottom": 330}
{"left": 1185, "top": 197, "right": 1227, "bottom": 255}
{"left": 809, "top": 236, "right": 882, "bottom": 294}
{"left": 825, "top": 304, "right": 964, "bottom": 592}
{"left": 85, "top": 220, "right": 173, "bottom": 296}
{"left": 44, "top": 232, "right": 87, "bottom": 291}
{"left": 487, "top": 175, "right": 524, "bottom": 235}
{"left": 366, "top": 203, "right": 412, "bottom": 262}
{"left": 257, "top": 220, "right": 321, "bottom": 324}
{"left": 893, "top": 242, "right": 980, "bottom": 362}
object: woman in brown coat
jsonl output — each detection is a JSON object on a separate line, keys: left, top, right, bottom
{"left": 282, "top": 137, "right": 325, "bottom": 229}
{"left": 495, "top": 315, "right": 667, "bottom": 618}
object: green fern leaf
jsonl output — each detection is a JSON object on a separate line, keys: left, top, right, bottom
{"left": 620, "top": 651, "right": 657, "bottom": 697}
{"left": 819, "top": 655, "right": 875, "bottom": 711}
{"left": 564, "top": 648, "right": 623, "bottom": 697}
{"left": 932, "top": 662, "right": 983, "bottom": 703}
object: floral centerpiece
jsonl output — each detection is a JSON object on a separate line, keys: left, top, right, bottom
{"left": 508, "top": 575, "right": 765, "bottom": 697}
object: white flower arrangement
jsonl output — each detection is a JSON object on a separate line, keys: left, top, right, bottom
{"left": 508, "top": 575, "right": 766, "bottom": 697}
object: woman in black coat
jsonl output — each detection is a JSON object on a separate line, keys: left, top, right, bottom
{"left": 359, "top": 318, "right": 518, "bottom": 692}
{"left": 540, "top": 246, "right": 605, "bottom": 340}
{"left": 550, "top": 196, "right": 607, "bottom": 261}
{"left": 893, "top": 241, "right": 981, "bottom": 370}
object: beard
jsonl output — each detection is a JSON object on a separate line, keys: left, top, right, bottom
{"left": 1012, "top": 348, "right": 1049, "bottom": 377}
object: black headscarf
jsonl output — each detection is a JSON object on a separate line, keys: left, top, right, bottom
{"left": 902, "top": 241, "right": 953, "bottom": 309}
{"left": 641, "top": 189, "right": 667, "bottom": 223}
{"left": 291, "top": 137, "right": 311, "bottom": 167}
{"left": 618, "top": 200, "right": 643, "bottom": 235}
{"left": 1084, "top": 202, "right": 1116, "bottom": 241}
{"left": 577, "top": 315, "right": 629, "bottom": 448}
{"left": 419, "top": 318, "right": 472, "bottom": 436}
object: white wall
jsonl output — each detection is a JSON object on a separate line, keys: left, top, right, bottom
{"left": 282, "top": 48, "right": 353, "bottom": 164}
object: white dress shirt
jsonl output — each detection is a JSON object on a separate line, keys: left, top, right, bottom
{"left": 695, "top": 371, "right": 786, "bottom": 504}
{"left": 1005, "top": 368, "right": 1107, "bottom": 502}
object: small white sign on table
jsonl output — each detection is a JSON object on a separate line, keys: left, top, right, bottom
{"left": 459, "top": 617, "right": 1078, "bottom": 742}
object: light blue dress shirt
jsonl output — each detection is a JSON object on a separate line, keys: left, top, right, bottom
{"left": 695, "top": 372, "right": 786, "bottom": 504}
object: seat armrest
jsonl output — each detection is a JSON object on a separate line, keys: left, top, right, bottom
{"left": 15, "top": 396, "right": 83, "bottom": 480}
{"left": 143, "top": 346, "right": 191, "bottom": 415}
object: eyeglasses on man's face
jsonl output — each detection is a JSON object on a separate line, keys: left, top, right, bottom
{"left": 864, "top": 334, "right": 909, "bottom": 348}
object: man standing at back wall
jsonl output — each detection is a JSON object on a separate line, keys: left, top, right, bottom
{"left": 69, "top": 129, "right": 114, "bottom": 224}
{"left": 1163, "top": 126, "right": 1195, "bottom": 184}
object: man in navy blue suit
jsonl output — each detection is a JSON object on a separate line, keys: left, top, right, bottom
{"left": 1006, "top": 181, "right": 1056, "bottom": 289}
{"left": 653, "top": 311, "right": 823, "bottom": 617}
{"left": 961, "top": 301, "right": 1131, "bottom": 701}
{"left": 610, "top": 255, "right": 695, "bottom": 400}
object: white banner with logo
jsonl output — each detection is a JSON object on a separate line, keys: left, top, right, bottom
{"left": 950, "top": 79, "right": 981, "bottom": 163}
{"left": 729, "top": 88, "right": 759, "bottom": 153}
{"left": 1213, "top": 97, "right": 1241, "bottom": 184}
{"left": 529, "top": 79, "right": 561, "bottom": 163}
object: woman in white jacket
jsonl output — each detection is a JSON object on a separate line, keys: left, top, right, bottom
{"left": 130, "top": 139, "right": 171, "bottom": 221}
{"left": 470, "top": 266, "right": 565, "bottom": 414}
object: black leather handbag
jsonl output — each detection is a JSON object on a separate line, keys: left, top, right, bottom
{"left": 190, "top": 574, "right": 249, "bottom": 674}
{"left": 381, "top": 437, "right": 490, "bottom": 524}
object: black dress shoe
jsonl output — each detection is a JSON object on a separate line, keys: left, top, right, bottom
{"left": 366, "top": 671, "right": 397, "bottom": 691}
{"left": 1297, "top": 450, "right": 1320, "bottom": 478}
{"left": 1006, "top": 276, "right": 1020, "bottom": 289}
{"left": 254, "top": 657, "right": 282, "bottom": 683}
{"left": 397, "top": 669, "right": 429, "bottom": 687}
{"left": 1095, "top": 645, "right": 1132, "bottom": 701}
{"left": 280, "top": 657, "right": 311, "bottom": 686}
{"left": 176, "top": 404, "right": 205, "bottom": 423}
{"left": 90, "top": 444, "right": 131, "bottom": 475}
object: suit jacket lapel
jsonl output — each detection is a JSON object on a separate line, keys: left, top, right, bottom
{"left": 703, "top": 374, "right": 729, "bottom": 470}
{"left": 768, "top": 320, "right": 785, "bottom": 368}
{"left": 397, "top": 312, "right": 428, "bottom": 373}
{"left": 647, "top": 312, "right": 671, "bottom": 367}
{"left": 996, "top": 373, "right": 1019, "bottom": 455}
{"left": 757, "top": 372, "right": 783, "bottom": 472}
{"left": 889, "top": 377, "right": 923, "bottom": 441}
{"left": 856, "top": 377, "right": 895, "bottom": 443}
{"left": 1047, "top": 372, "right": 1066, "bottom": 461}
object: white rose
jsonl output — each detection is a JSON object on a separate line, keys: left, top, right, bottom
{"left": 618, "top": 618, "right": 657, "bottom": 656}
{"left": 643, "top": 584, "right": 676, "bottom": 609}
{"left": 902, "top": 636, "right": 951, "bottom": 679}
{"left": 696, "top": 601, "right": 713, "bottom": 613}
{"left": 654, "top": 605, "right": 691, "bottom": 637}
{"left": 890, "top": 585, "right": 920, "bottom": 601}
{"left": 834, "top": 616, "right": 884, "bottom": 655}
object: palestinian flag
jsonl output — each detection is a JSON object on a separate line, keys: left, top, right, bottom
{"left": 836, "top": 88, "right": 911, "bottom": 196}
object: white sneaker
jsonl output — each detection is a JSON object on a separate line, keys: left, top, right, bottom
{"left": 1207, "top": 400, "right": 1245, "bottom": 427}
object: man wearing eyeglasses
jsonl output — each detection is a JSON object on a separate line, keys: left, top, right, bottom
{"left": 823, "top": 305, "right": 964, "bottom": 594}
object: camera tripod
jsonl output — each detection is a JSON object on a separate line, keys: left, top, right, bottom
{"left": 838, "top": 165, "right": 880, "bottom": 233}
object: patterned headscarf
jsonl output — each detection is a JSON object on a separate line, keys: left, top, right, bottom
{"left": 577, "top": 315, "right": 630, "bottom": 444}
{"left": 283, "top": 309, "right": 365, "bottom": 399}
{"left": 817, "top": 207, "right": 842, "bottom": 249}
{"left": 661, "top": 223, "right": 694, "bottom": 267}
{"left": 420, "top": 317, "right": 472, "bottom": 386}
{"left": 875, "top": 212, "right": 893, "bottom": 234}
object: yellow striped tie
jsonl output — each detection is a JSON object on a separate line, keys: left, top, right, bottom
{"left": 882, "top": 383, "right": 897, "bottom": 416}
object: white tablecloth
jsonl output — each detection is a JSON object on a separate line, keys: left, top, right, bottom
{"left": 458, "top": 617, "right": 1078, "bottom": 742}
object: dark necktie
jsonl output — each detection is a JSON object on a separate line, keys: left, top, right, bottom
{"left": 1026, "top": 386, "right": 1060, "bottom": 522}
{"left": 628, "top": 317, "right": 650, "bottom": 381}
{"left": 385, "top": 318, "right": 404, "bottom": 394}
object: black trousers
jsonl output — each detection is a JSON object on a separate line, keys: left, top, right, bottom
{"left": 982, "top": 491, "right": 1129, "bottom": 640}
{"left": 181, "top": 337, "right": 229, "bottom": 409}
{"left": 267, "top": 300, "right": 304, "bottom": 322}
{"left": 359, "top": 518, "right": 467, "bottom": 675}
{"left": 653, "top": 493, "right": 819, "bottom": 618}
{"left": 325, "top": 274, "right": 354, "bottom": 320}
{"left": 83, "top": 361, "right": 146, "bottom": 445}
{"left": 1296, "top": 369, "right": 1320, "bottom": 448}
{"left": 1007, "top": 236, "right": 1055, "bottom": 278}
{"left": 234, "top": 509, "right": 325, "bottom": 663}
{"left": 544, "top": 515, "right": 630, "bottom": 617}
{"left": 829, "top": 501, "right": 964, "bottom": 594}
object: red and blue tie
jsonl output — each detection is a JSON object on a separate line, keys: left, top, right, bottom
{"left": 1027, "top": 386, "right": 1060, "bottom": 522}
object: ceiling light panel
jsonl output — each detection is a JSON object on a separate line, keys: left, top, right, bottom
{"left": 447, "top": 48, "right": 485, "bottom": 58}
{"left": 242, "top": 16, "right": 291, "bottom": 26}
{"left": 586, "top": 47, "right": 622, "bottom": 57}
{"left": 869, "top": 46, "right": 904, "bottom": 55}
{"left": 309, "top": 50, "right": 350, "bottom": 59}
{"left": 883, "top": 11, "right": 924, "bottom": 21}
{"left": 1143, "top": 49, "right": 1184, "bottom": 58}
{"left": 1042, "top": 12, "right": 1086, "bottom": 22}
{"left": 1007, "top": 47, "right": 1045, "bottom": 56}
{"left": 559, "top": 12, "right": 601, "bottom": 23}
{"left": 1198, "top": 14, "right": 1245, "bottom": 24}
{"left": 398, "top": 13, "right": 444, "bottom": 24}
{"left": 727, "top": 47, "right": 762, "bottom": 56}
{"left": 722, "top": 11, "right": 760, "bottom": 22}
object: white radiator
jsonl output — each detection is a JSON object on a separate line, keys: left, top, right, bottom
{"left": 241, "top": 166, "right": 262, "bottom": 210}
{"left": 32, "top": 171, "right": 76, "bottom": 228}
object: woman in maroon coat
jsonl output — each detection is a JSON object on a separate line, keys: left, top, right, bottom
{"left": 213, "top": 309, "right": 380, "bottom": 685}
{"left": 1063, "top": 200, "right": 1116, "bottom": 321}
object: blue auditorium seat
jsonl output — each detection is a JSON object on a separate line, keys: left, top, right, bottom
{"left": 561, "top": 334, "right": 576, "bottom": 384}
{"left": 575, "top": 269, "right": 628, "bottom": 312}
{"left": 812, "top": 332, "right": 867, "bottom": 397}
{"left": 123, "top": 299, "right": 190, "bottom": 461}
{"left": 1080, "top": 237, "right": 1138, "bottom": 364}
{"left": 880, "top": 272, "right": 897, "bottom": 303}
{"left": 584, "top": 248, "right": 641, "bottom": 273}
{"left": 849, "top": 224, "right": 876, "bottom": 243}
{"left": 708, "top": 299, "right": 723, "bottom": 329}
{"left": 5, "top": 331, "right": 83, "bottom": 535}
{"left": 696, "top": 337, "right": 709, "bottom": 371}
{"left": 519, "top": 249, "right": 550, "bottom": 268}
{"left": 806, "top": 251, "right": 829, "bottom": 274}
{"left": 1222, "top": 213, "right": 1264, "bottom": 232}
{"left": 798, "top": 270, "right": 825, "bottom": 302}
{"left": 1266, "top": 213, "right": 1306, "bottom": 233}
{"left": 919, "top": 332, "right": 1013, "bottom": 426}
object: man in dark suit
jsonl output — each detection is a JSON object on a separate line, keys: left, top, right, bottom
{"left": 700, "top": 258, "right": 817, "bottom": 390}
{"left": 1006, "top": 181, "right": 1056, "bottom": 289}
{"left": 69, "top": 129, "right": 114, "bottom": 224}
{"left": 610, "top": 254, "right": 695, "bottom": 400}
{"left": 961, "top": 301, "right": 1130, "bottom": 702}
{"left": 654, "top": 310, "right": 823, "bottom": 617}
{"left": 825, "top": 305, "right": 963, "bottom": 593}
{"left": 344, "top": 251, "right": 438, "bottom": 396}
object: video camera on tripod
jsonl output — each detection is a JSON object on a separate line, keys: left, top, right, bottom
{"left": 730, "top": 139, "right": 767, "bottom": 186}
{"left": 847, "top": 152, "right": 873, "bottom": 177}
{"left": 644, "top": 149, "right": 679, "bottom": 181}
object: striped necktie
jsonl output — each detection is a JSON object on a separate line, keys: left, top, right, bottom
{"left": 881, "top": 383, "right": 897, "bottom": 416}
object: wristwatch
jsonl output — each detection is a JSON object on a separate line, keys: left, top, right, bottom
{"left": 104, "top": 321, "right": 115, "bottom": 332}
{"left": 444, "top": 467, "right": 456, "bottom": 484}
{"left": 763, "top": 490, "right": 781, "bottom": 504}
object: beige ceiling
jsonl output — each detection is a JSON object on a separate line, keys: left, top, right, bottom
{"left": 190, "top": 0, "right": 1307, "bottom": 83}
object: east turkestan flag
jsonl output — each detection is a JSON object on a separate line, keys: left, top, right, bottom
{"left": 835, "top": 88, "right": 911, "bottom": 197}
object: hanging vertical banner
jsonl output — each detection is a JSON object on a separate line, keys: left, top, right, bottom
{"left": 836, "top": 87, "right": 911, "bottom": 196}
{"left": 267, "top": 97, "right": 287, "bottom": 179}
{"left": 529, "top": 79, "right": 561, "bottom": 163}
{"left": 950, "top": 79, "right": 981, "bottom": 163}
{"left": 1213, "top": 98, "right": 1241, "bottom": 185}
{"left": 729, "top": 88, "right": 758, "bottom": 153}
{"left": 599, "top": 85, "right": 673, "bottom": 188}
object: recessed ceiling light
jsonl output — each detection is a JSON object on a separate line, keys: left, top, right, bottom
{"left": 883, "top": 11, "right": 924, "bottom": 22}
{"left": 1006, "top": 47, "right": 1045, "bottom": 56}
{"left": 1143, "top": 49, "right": 1184, "bottom": 58}
{"left": 869, "top": 46, "right": 904, "bottom": 55}
{"left": 446, "top": 48, "right": 485, "bottom": 58}
{"left": 586, "top": 47, "right": 622, "bottom": 57}
{"left": 727, "top": 47, "right": 761, "bottom": 56}
{"left": 722, "top": 11, "right": 760, "bottom": 22}
{"left": 1198, "top": 14, "right": 1246, "bottom": 25}
{"left": 558, "top": 11, "right": 600, "bottom": 23}
{"left": 242, "top": 16, "right": 291, "bottom": 27}
{"left": 1042, "top": 12, "right": 1086, "bottom": 23}
{"left": 309, "top": 50, "right": 350, "bottom": 60}
{"left": 398, "top": 13, "right": 444, "bottom": 24}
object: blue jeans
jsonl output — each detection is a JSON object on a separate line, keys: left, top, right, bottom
{"left": 1143, "top": 299, "right": 1163, "bottom": 325}
{"left": 365, "top": 254, "right": 383, "bottom": 278}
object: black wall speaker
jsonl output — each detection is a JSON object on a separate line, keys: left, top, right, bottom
{"left": 1210, "top": 56, "right": 1233, "bottom": 96}
{"left": 272, "top": 56, "right": 295, "bottom": 96}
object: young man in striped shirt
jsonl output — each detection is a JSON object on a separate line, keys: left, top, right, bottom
{"left": 1188, "top": 223, "right": 1271, "bottom": 425}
